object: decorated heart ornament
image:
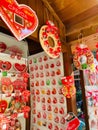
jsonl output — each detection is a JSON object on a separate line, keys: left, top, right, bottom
{"left": 0, "top": 60, "right": 12, "bottom": 71}
{"left": 12, "top": 79, "right": 27, "bottom": 92}
{"left": 61, "top": 75, "right": 74, "bottom": 86}
{"left": 1, "top": 77, "right": 13, "bottom": 95}
{"left": 62, "top": 85, "right": 76, "bottom": 98}
{"left": 14, "top": 63, "right": 27, "bottom": 72}
{"left": 0, "top": 0, "right": 38, "bottom": 41}
{"left": 0, "top": 100, "right": 8, "bottom": 113}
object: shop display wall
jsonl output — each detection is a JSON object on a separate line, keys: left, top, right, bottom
{"left": 0, "top": 33, "right": 28, "bottom": 130}
{"left": 28, "top": 52, "right": 67, "bottom": 130}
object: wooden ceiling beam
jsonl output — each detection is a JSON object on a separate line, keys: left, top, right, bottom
{"left": 65, "top": 4, "right": 98, "bottom": 29}
{"left": 66, "top": 24, "right": 98, "bottom": 43}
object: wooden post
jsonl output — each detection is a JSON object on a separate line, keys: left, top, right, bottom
{"left": 63, "top": 44, "right": 77, "bottom": 114}
{"left": 80, "top": 70, "right": 90, "bottom": 130}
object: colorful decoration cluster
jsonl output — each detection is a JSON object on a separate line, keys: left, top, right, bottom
{"left": 0, "top": 43, "right": 30, "bottom": 129}
{"left": 0, "top": 70, "right": 30, "bottom": 129}
{"left": 61, "top": 75, "right": 76, "bottom": 98}
{"left": 73, "top": 44, "right": 94, "bottom": 70}
{"left": 39, "top": 20, "right": 61, "bottom": 58}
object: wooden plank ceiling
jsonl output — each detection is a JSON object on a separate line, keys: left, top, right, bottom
{"left": 47, "top": 0, "right": 98, "bottom": 36}
{"left": 1, "top": 0, "right": 98, "bottom": 43}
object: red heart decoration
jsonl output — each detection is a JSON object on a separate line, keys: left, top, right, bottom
{"left": 0, "top": 60, "right": 12, "bottom": 71}
{"left": 14, "top": 63, "right": 26, "bottom": 72}
{"left": 0, "top": 42, "right": 7, "bottom": 52}
{"left": 0, "top": 100, "right": 8, "bottom": 113}
{"left": 0, "top": 0, "right": 38, "bottom": 41}
{"left": 61, "top": 76, "right": 74, "bottom": 86}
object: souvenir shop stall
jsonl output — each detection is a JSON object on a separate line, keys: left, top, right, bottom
{"left": 0, "top": 0, "right": 81, "bottom": 129}
{"left": 0, "top": 0, "right": 97, "bottom": 130}
{"left": 71, "top": 33, "right": 98, "bottom": 130}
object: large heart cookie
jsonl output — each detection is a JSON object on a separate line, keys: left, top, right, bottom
{"left": 0, "top": 0, "right": 38, "bottom": 41}
{"left": 14, "top": 63, "right": 26, "bottom": 72}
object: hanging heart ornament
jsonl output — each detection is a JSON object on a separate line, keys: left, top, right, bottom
{"left": 0, "top": 0, "right": 38, "bottom": 41}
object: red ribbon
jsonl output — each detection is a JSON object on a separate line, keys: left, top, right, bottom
{"left": 46, "top": 20, "right": 59, "bottom": 38}
{"left": 76, "top": 46, "right": 89, "bottom": 52}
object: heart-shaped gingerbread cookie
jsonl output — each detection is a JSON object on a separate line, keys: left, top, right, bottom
{"left": 0, "top": 60, "right": 12, "bottom": 71}
{"left": 0, "top": 0, "right": 38, "bottom": 41}
{"left": 14, "top": 63, "right": 26, "bottom": 72}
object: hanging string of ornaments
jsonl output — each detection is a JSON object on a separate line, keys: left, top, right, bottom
{"left": 39, "top": 20, "right": 62, "bottom": 58}
{"left": 61, "top": 75, "right": 76, "bottom": 98}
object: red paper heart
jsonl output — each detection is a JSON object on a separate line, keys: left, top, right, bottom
{"left": 0, "top": 100, "right": 7, "bottom": 113}
{"left": 0, "top": 0, "right": 38, "bottom": 41}
{"left": 0, "top": 60, "right": 12, "bottom": 71}
{"left": 14, "top": 63, "right": 26, "bottom": 72}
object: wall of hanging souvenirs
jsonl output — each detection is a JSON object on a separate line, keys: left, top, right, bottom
{"left": 28, "top": 52, "right": 67, "bottom": 130}
{"left": 72, "top": 37, "right": 98, "bottom": 130}
{"left": 83, "top": 60, "right": 98, "bottom": 130}
{"left": 0, "top": 33, "right": 30, "bottom": 130}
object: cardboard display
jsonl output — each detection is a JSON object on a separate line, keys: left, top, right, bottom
{"left": 28, "top": 52, "right": 67, "bottom": 130}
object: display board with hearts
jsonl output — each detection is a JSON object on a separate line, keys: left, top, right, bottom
{"left": 0, "top": 33, "right": 30, "bottom": 129}
{"left": 28, "top": 52, "right": 67, "bottom": 130}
